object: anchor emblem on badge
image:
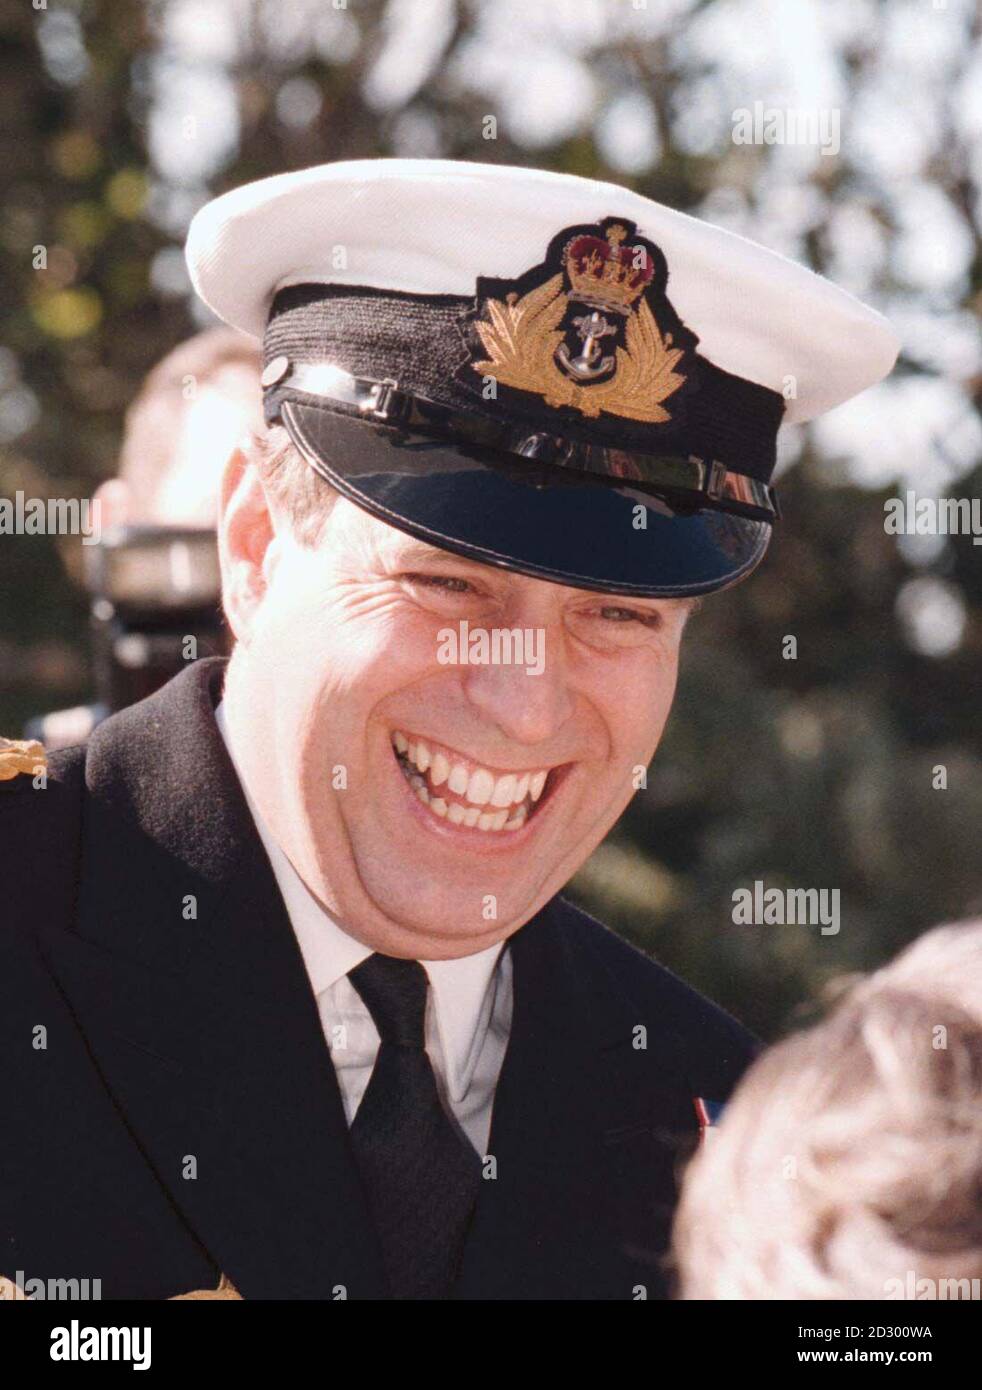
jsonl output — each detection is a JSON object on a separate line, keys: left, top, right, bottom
{"left": 556, "top": 311, "right": 617, "bottom": 381}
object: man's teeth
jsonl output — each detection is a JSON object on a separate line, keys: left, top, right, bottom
{"left": 391, "top": 730, "right": 551, "bottom": 832}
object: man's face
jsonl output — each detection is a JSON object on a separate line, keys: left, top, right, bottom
{"left": 223, "top": 471, "right": 693, "bottom": 959}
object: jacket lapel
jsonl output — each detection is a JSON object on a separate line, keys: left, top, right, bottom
{"left": 38, "top": 658, "right": 386, "bottom": 1299}
{"left": 455, "top": 902, "right": 693, "bottom": 1300}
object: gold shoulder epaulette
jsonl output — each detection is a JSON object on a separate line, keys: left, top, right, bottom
{"left": 0, "top": 736, "right": 46, "bottom": 782}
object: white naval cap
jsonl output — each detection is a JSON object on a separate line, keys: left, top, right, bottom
{"left": 182, "top": 159, "right": 900, "bottom": 599}
{"left": 186, "top": 158, "right": 899, "bottom": 426}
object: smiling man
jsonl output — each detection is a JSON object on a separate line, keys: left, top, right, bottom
{"left": 0, "top": 160, "right": 899, "bottom": 1301}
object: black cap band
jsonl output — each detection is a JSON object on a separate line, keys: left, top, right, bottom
{"left": 263, "top": 361, "right": 778, "bottom": 524}
{"left": 263, "top": 282, "right": 786, "bottom": 483}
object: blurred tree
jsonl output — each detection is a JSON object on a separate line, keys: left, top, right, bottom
{"left": 2, "top": 0, "right": 980, "bottom": 1037}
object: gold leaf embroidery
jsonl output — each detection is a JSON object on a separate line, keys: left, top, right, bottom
{"left": 472, "top": 273, "right": 567, "bottom": 402}
{"left": 472, "top": 276, "right": 686, "bottom": 424}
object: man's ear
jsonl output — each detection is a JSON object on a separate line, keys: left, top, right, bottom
{"left": 218, "top": 448, "right": 280, "bottom": 645}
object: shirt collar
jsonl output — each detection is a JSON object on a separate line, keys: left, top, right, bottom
{"left": 214, "top": 699, "right": 504, "bottom": 1101}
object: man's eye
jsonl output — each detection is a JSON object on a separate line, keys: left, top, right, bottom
{"left": 597, "top": 606, "right": 659, "bottom": 626}
{"left": 404, "top": 572, "right": 475, "bottom": 594}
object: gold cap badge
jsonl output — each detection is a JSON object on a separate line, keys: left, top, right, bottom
{"left": 470, "top": 217, "right": 692, "bottom": 425}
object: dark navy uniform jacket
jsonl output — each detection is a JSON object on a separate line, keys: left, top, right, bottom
{"left": 0, "top": 658, "right": 758, "bottom": 1300}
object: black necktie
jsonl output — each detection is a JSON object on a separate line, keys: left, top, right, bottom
{"left": 347, "top": 953, "right": 482, "bottom": 1299}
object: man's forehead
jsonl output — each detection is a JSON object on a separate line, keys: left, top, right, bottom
{"left": 367, "top": 527, "right": 535, "bottom": 584}
{"left": 365, "top": 524, "right": 695, "bottom": 613}
{"left": 381, "top": 534, "right": 479, "bottom": 570}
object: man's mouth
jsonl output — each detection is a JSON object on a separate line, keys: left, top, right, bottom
{"left": 391, "top": 729, "right": 560, "bottom": 834}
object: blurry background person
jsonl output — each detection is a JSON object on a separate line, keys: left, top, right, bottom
{"left": 26, "top": 327, "right": 261, "bottom": 748}
{"left": 673, "top": 921, "right": 982, "bottom": 1300}
{"left": 95, "top": 325, "right": 261, "bottom": 532}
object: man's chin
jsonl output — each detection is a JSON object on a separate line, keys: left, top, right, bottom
{"left": 336, "top": 794, "right": 610, "bottom": 951}
{"left": 374, "top": 888, "right": 535, "bottom": 947}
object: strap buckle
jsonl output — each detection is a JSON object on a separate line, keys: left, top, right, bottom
{"left": 362, "top": 378, "right": 406, "bottom": 423}
{"left": 705, "top": 459, "right": 728, "bottom": 501}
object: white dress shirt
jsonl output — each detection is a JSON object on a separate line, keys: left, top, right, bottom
{"left": 214, "top": 701, "right": 512, "bottom": 1155}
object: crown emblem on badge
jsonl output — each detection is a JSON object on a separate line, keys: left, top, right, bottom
{"left": 563, "top": 224, "right": 655, "bottom": 314}
{"left": 470, "top": 217, "right": 689, "bottom": 424}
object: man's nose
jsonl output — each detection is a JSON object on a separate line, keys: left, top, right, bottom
{"left": 460, "top": 630, "right": 575, "bottom": 746}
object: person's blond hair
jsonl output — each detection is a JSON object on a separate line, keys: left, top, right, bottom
{"left": 673, "top": 921, "right": 982, "bottom": 1300}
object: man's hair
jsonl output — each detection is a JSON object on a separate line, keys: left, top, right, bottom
{"left": 118, "top": 327, "right": 262, "bottom": 517}
{"left": 673, "top": 921, "right": 982, "bottom": 1299}
{"left": 248, "top": 423, "right": 338, "bottom": 547}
